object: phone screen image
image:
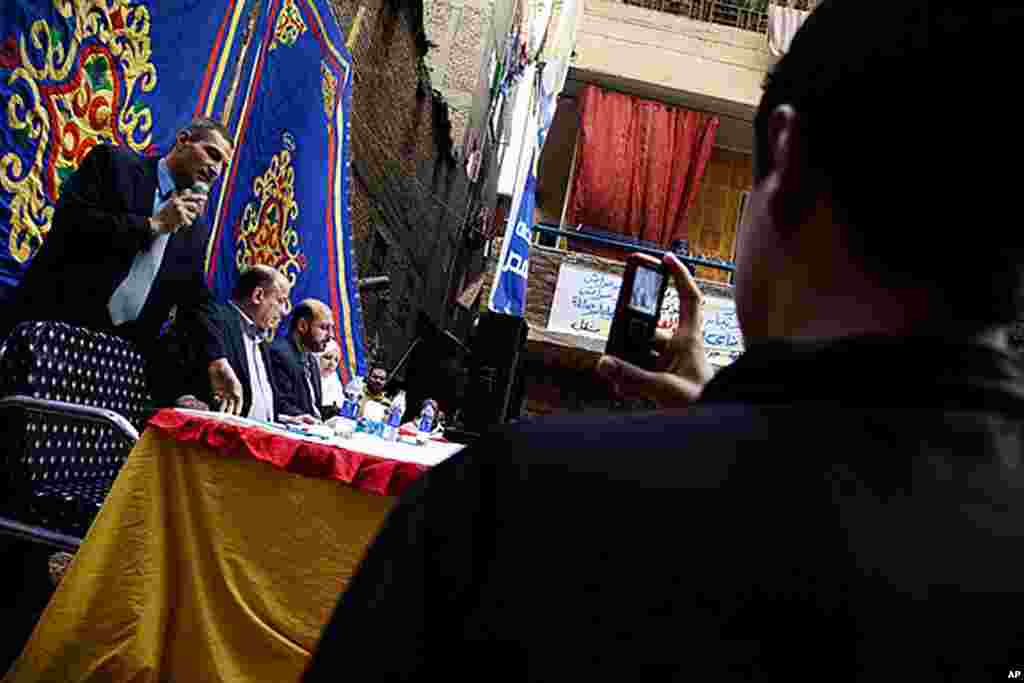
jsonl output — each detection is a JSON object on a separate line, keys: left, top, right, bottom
{"left": 628, "top": 266, "right": 663, "bottom": 316}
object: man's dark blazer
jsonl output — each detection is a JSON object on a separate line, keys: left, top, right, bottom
{"left": 0, "top": 144, "right": 222, "bottom": 362}
{"left": 304, "top": 336, "right": 1024, "bottom": 681}
{"left": 268, "top": 334, "right": 323, "bottom": 418}
{"left": 167, "top": 301, "right": 280, "bottom": 419}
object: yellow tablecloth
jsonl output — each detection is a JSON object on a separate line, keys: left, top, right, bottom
{"left": 4, "top": 428, "right": 396, "bottom": 682}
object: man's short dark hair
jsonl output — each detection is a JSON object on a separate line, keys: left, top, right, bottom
{"left": 233, "top": 265, "right": 280, "bottom": 301}
{"left": 182, "top": 117, "right": 232, "bottom": 145}
{"left": 754, "top": 4, "right": 1024, "bottom": 325}
{"left": 290, "top": 301, "right": 315, "bottom": 332}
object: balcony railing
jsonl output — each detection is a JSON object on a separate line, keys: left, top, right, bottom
{"left": 620, "top": 0, "right": 819, "bottom": 35}
{"left": 532, "top": 223, "right": 736, "bottom": 282}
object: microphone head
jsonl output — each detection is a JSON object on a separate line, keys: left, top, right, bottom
{"left": 191, "top": 181, "right": 210, "bottom": 195}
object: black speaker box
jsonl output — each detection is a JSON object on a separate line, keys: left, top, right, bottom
{"left": 461, "top": 311, "right": 528, "bottom": 432}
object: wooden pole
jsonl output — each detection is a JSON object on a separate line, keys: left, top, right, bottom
{"left": 555, "top": 122, "right": 581, "bottom": 250}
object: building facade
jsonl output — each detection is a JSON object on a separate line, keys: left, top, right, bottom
{"left": 483, "top": 0, "right": 815, "bottom": 416}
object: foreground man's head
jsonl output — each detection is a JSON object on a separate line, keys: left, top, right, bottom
{"left": 736, "top": 4, "right": 1022, "bottom": 349}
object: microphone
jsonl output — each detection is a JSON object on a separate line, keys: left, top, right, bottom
{"left": 173, "top": 181, "right": 210, "bottom": 232}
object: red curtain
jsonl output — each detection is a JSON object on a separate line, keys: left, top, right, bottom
{"left": 566, "top": 85, "right": 719, "bottom": 252}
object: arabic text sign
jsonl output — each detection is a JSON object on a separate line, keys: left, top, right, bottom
{"left": 546, "top": 264, "right": 744, "bottom": 365}
{"left": 547, "top": 265, "right": 621, "bottom": 338}
{"left": 489, "top": 172, "right": 536, "bottom": 315}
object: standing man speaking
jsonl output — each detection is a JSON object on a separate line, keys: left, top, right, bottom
{"left": 1, "top": 117, "right": 243, "bottom": 410}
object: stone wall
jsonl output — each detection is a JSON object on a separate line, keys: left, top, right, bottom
{"left": 421, "top": 0, "right": 497, "bottom": 155}
{"left": 329, "top": 0, "right": 474, "bottom": 370}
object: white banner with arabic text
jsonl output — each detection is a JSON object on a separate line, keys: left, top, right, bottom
{"left": 546, "top": 264, "right": 744, "bottom": 367}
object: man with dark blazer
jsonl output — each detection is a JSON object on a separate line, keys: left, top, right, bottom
{"left": 172, "top": 265, "right": 317, "bottom": 425}
{"left": 0, "top": 117, "right": 243, "bottom": 410}
{"left": 304, "top": 5, "right": 1024, "bottom": 680}
{"left": 269, "top": 298, "right": 337, "bottom": 420}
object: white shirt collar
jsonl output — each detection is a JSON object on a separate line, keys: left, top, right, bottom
{"left": 229, "top": 302, "right": 268, "bottom": 342}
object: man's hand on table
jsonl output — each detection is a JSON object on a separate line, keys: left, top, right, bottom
{"left": 596, "top": 253, "right": 713, "bottom": 408}
{"left": 174, "top": 395, "right": 210, "bottom": 411}
{"left": 208, "top": 358, "right": 244, "bottom": 415}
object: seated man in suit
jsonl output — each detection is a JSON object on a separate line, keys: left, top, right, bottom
{"left": 174, "top": 265, "right": 316, "bottom": 424}
{"left": 1, "top": 117, "right": 243, "bottom": 410}
{"left": 269, "top": 298, "right": 339, "bottom": 421}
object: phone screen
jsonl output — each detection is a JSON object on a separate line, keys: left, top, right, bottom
{"left": 628, "top": 265, "right": 663, "bottom": 316}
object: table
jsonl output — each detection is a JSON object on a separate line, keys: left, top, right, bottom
{"left": 3, "top": 409, "right": 463, "bottom": 683}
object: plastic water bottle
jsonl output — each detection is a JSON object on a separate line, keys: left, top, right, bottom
{"left": 416, "top": 400, "right": 436, "bottom": 445}
{"left": 341, "top": 376, "right": 364, "bottom": 419}
{"left": 384, "top": 391, "right": 406, "bottom": 442}
{"left": 334, "top": 377, "right": 363, "bottom": 438}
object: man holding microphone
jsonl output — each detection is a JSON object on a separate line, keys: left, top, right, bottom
{"left": 1, "top": 117, "right": 244, "bottom": 412}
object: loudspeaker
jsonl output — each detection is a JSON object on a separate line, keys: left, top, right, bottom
{"left": 461, "top": 312, "right": 528, "bottom": 432}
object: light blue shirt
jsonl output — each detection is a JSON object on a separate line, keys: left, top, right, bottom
{"left": 154, "top": 158, "right": 176, "bottom": 208}
{"left": 107, "top": 158, "right": 176, "bottom": 326}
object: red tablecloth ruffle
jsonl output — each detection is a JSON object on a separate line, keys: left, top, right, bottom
{"left": 147, "top": 409, "right": 427, "bottom": 497}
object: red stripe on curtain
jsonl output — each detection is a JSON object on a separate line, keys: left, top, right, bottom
{"left": 566, "top": 85, "right": 719, "bottom": 256}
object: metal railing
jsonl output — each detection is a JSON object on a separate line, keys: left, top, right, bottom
{"left": 620, "top": 0, "right": 819, "bottom": 34}
{"left": 532, "top": 223, "right": 735, "bottom": 281}
{"left": 0, "top": 395, "right": 141, "bottom": 443}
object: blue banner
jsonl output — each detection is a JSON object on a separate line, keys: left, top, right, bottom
{"left": 0, "top": 0, "right": 366, "bottom": 381}
{"left": 489, "top": 170, "right": 535, "bottom": 316}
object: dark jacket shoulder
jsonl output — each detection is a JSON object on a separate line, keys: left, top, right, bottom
{"left": 269, "top": 334, "right": 301, "bottom": 363}
{"left": 268, "top": 334, "right": 315, "bottom": 417}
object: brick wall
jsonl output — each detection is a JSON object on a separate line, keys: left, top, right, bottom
{"left": 329, "top": 0, "right": 475, "bottom": 371}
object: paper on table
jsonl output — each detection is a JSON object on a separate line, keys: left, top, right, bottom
{"left": 362, "top": 401, "right": 388, "bottom": 423}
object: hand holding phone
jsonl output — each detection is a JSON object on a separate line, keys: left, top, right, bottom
{"left": 605, "top": 253, "right": 669, "bottom": 370}
{"left": 598, "top": 253, "right": 712, "bottom": 406}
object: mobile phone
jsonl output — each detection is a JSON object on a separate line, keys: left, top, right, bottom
{"left": 605, "top": 253, "right": 668, "bottom": 370}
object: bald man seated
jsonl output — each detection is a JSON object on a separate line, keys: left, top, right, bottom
{"left": 269, "top": 298, "right": 339, "bottom": 421}
{"left": 168, "top": 265, "right": 316, "bottom": 425}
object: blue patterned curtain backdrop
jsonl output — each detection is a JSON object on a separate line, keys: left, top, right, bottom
{"left": 0, "top": 0, "right": 366, "bottom": 381}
